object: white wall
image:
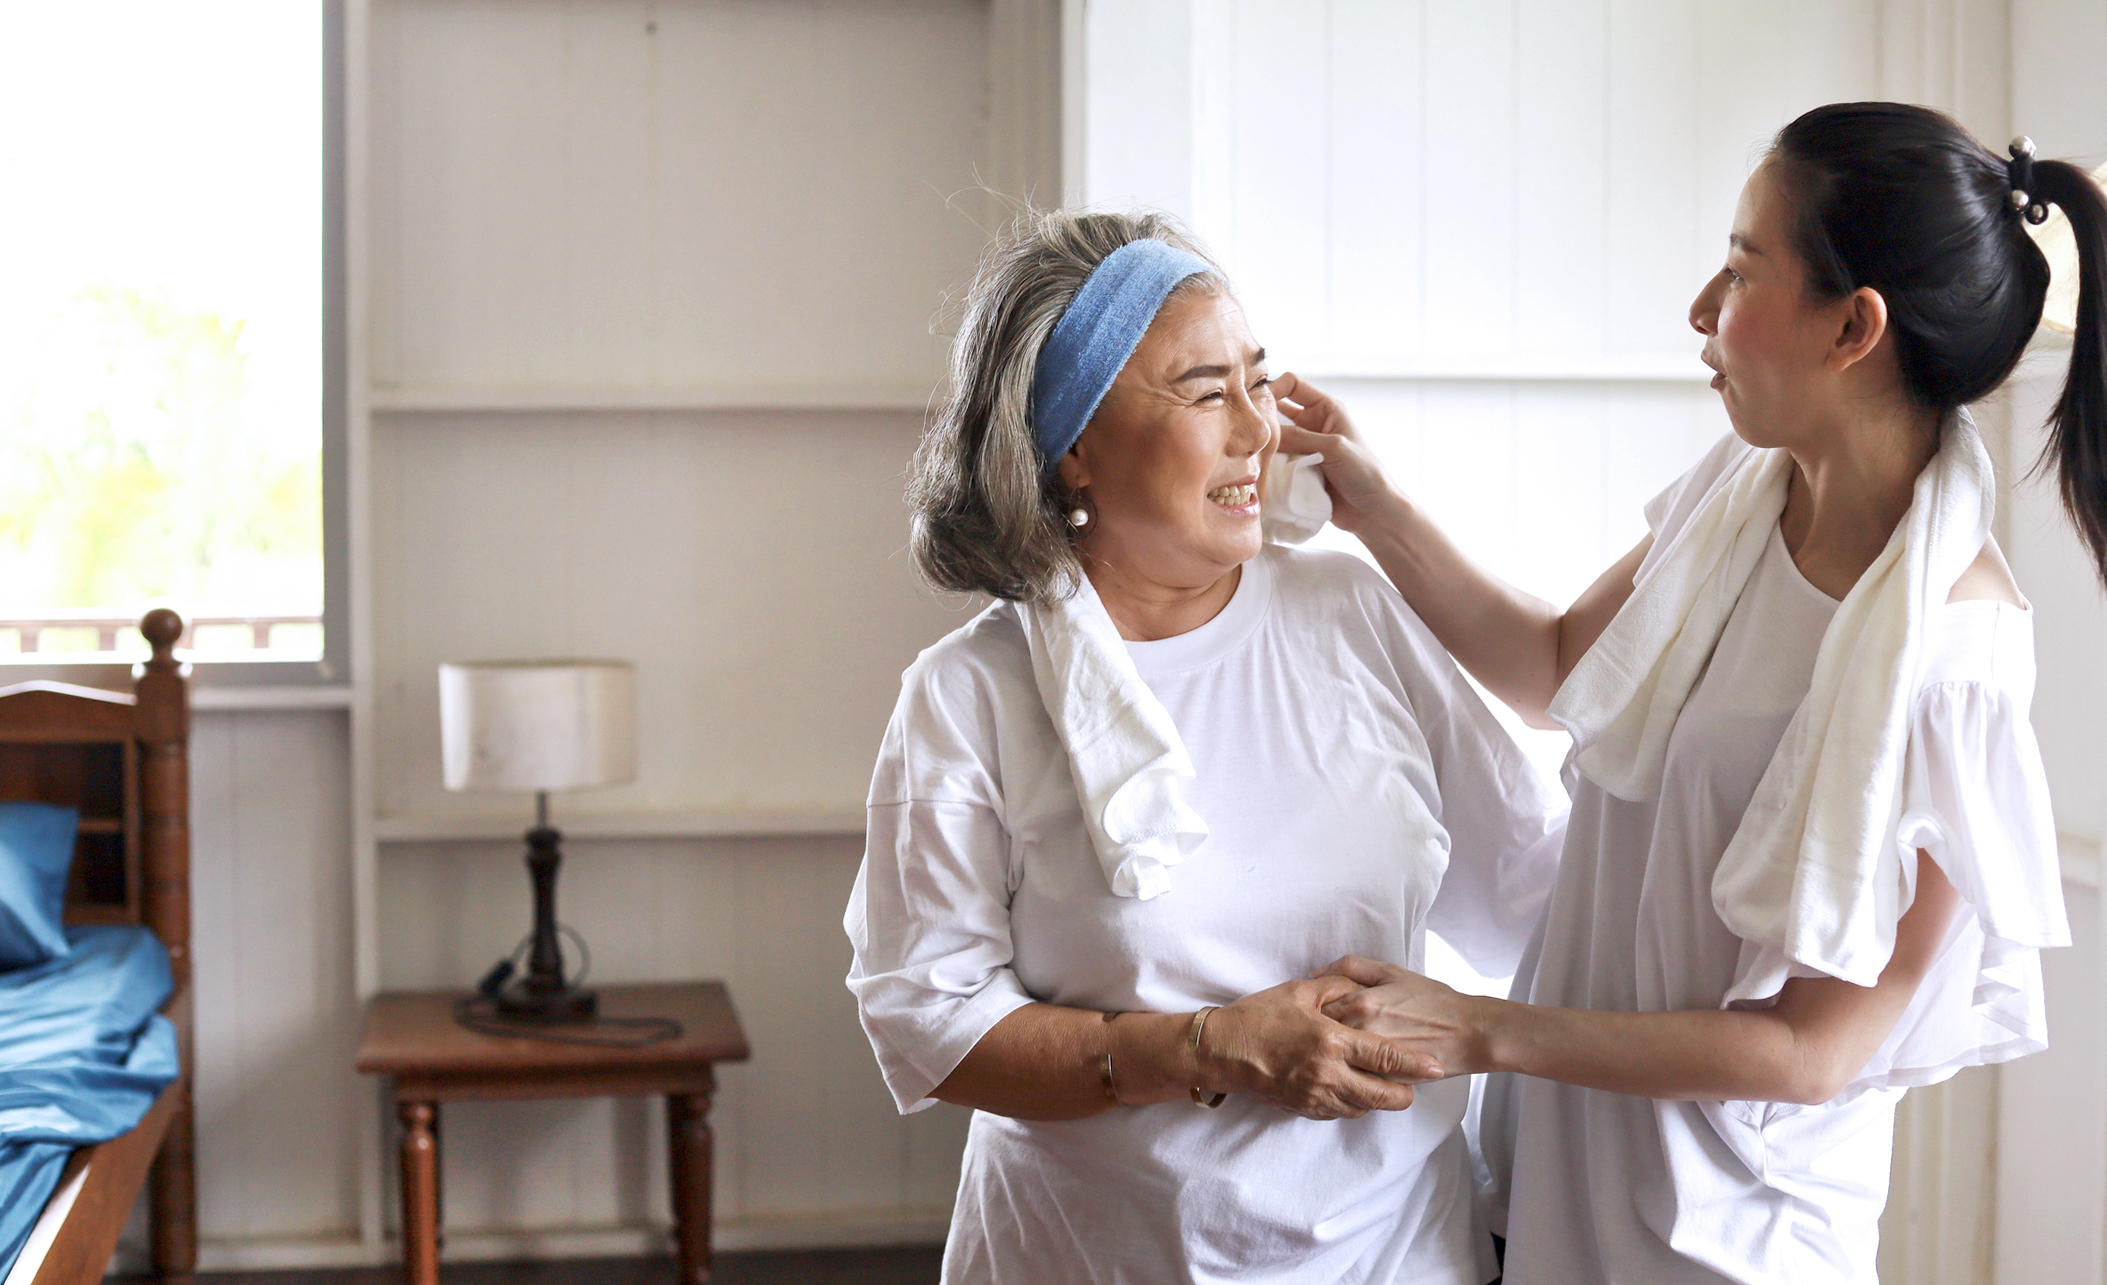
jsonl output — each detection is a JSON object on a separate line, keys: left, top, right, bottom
{"left": 113, "top": 0, "right": 1060, "bottom": 1271}
{"left": 368, "top": 412, "right": 961, "bottom": 826}
{"left": 366, "top": 0, "right": 989, "bottom": 404}
{"left": 1990, "top": 3, "right": 2107, "bottom": 1278}
{"left": 350, "top": 0, "right": 1055, "bottom": 1260}
{"left": 190, "top": 710, "right": 363, "bottom": 1247}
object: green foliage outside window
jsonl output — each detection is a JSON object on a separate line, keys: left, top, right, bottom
{"left": 0, "top": 285, "right": 320, "bottom": 621}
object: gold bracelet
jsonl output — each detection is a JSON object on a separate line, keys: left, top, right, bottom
{"left": 1100, "top": 1010, "right": 1122, "bottom": 1105}
{"left": 1187, "top": 1006, "right": 1227, "bottom": 1108}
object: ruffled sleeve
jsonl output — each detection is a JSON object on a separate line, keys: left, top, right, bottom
{"left": 1844, "top": 606, "right": 2069, "bottom": 1094}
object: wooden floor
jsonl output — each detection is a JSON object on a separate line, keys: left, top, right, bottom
{"left": 111, "top": 1247, "right": 943, "bottom": 1284}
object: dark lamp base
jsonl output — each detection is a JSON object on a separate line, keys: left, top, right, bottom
{"left": 495, "top": 982, "right": 599, "bottom": 1023}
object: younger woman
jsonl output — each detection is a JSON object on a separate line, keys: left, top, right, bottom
{"left": 1286, "top": 102, "right": 2107, "bottom": 1283}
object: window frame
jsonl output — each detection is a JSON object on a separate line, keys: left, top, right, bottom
{"left": 0, "top": 0, "right": 348, "bottom": 692}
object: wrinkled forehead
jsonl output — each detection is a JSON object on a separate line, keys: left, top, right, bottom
{"left": 1123, "top": 286, "right": 1263, "bottom": 382}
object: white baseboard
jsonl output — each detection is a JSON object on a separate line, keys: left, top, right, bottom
{"left": 107, "top": 1208, "right": 952, "bottom": 1275}
{"left": 714, "top": 1209, "right": 952, "bottom": 1253}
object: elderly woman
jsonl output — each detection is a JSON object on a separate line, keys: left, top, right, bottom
{"left": 843, "top": 209, "right": 1564, "bottom": 1283}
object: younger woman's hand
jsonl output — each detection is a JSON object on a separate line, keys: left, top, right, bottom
{"left": 1198, "top": 976, "right": 1444, "bottom": 1121}
{"left": 1268, "top": 372, "right": 1402, "bottom": 533}
{"left": 1315, "top": 955, "right": 1491, "bottom": 1077}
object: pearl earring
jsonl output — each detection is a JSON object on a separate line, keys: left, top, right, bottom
{"left": 1068, "top": 507, "right": 1090, "bottom": 528}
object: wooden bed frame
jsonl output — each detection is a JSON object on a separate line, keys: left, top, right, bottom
{"left": 1, "top": 610, "right": 195, "bottom": 1285}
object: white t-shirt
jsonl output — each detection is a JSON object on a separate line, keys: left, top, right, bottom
{"left": 1487, "top": 440, "right": 2068, "bottom": 1284}
{"left": 846, "top": 545, "right": 1566, "bottom": 1285}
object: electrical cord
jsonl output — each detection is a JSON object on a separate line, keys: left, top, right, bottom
{"left": 452, "top": 925, "right": 684, "bottom": 1048}
{"left": 451, "top": 995, "right": 683, "bottom": 1047}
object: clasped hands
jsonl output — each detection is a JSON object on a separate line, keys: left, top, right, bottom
{"left": 1211, "top": 956, "right": 1482, "bottom": 1122}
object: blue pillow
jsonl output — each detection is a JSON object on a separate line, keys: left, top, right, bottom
{"left": 0, "top": 802, "right": 78, "bottom": 969}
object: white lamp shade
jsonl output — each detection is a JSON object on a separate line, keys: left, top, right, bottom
{"left": 439, "top": 660, "right": 638, "bottom": 793}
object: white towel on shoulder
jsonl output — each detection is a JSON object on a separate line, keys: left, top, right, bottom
{"left": 1548, "top": 411, "right": 1994, "bottom": 994}
{"left": 1024, "top": 571, "right": 1208, "bottom": 900}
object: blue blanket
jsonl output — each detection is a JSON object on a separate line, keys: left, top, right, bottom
{"left": 0, "top": 926, "right": 178, "bottom": 1278}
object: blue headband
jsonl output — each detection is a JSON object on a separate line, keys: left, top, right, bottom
{"left": 1031, "top": 239, "right": 1214, "bottom": 475}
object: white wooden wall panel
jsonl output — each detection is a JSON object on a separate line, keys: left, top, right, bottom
{"left": 1992, "top": 339, "right": 2107, "bottom": 1285}
{"left": 111, "top": 709, "right": 365, "bottom": 1267}
{"left": 2004, "top": 345, "right": 2107, "bottom": 848}
{"left": 347, "top": 0, "right": 1043, "bottom": 1259}
{"left": 1323, "top": 2, "right": 1424, "bottom": 369}
{"left": 1082, "top": 1, "right": 1195, "bottom": 229}
{"left": 369, "top": 411, "right": 966, "bottom": 825}
{"left": 190, "top": 710, "right": 362, "bottom": 1241}
{"left": 1880, "top": 0, "right": 2014, "bottom": 142}
{"left": 1085, "top": 1, "right": 1903, "bottom": 379}
{"left": 1602, "top": 0, "right": 1708, "bottom": 362}
{"left": 1299, "top": 378, "right": 1728, "bottom": 598}
{"left": 2001, "top": 29, "right": 2107, "bottom": 855}
{"left": 2009, "top": 0, "right": 2107, "bottom": 165}
{"left": 1995, "top": 882, "right": 2106, "bottom": 1283}
{"left": 1513, "top": 0, "right": 1607, "bottom": 363}
{"left": 1884, "top": 1065, "right": 2000, "bottom": 1284}
{"left": 369, "top": 0, "right": 992, "bottom": 402}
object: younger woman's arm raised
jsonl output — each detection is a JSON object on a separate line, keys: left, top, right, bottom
{"left": 1269, "top": 372, "right": 1646, "bottom": 727}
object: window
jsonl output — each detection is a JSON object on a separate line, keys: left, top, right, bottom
{"left": 0, "top": 1, "right": 340, "bottom": 680}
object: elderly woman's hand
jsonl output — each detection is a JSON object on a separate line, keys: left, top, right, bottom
{"left": 1269, "top": 372, "right": 1401, "bottom": 534}
{"left": 1313, "top": 955, "right": 1492, "bottom": 1078}
{"left": 1196, "top": 975, "right": 1443, "bottom": 1120}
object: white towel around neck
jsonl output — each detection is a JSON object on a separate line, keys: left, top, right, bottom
{"left": 1025, "top": 451, "right": 1331, "bottom": 898}
{"left": 1024, "top": 569, "right": 1210, "bottom": 899}
{"left": 1547, "top": 411, "right": 1995, "bottom": 992}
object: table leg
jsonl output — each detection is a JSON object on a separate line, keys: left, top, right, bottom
{"left": 399, "top": 1100, "right": 440, "bottom": 1285}
{"left": 668, "top": 1074, "right": 717, "bottom": 1284}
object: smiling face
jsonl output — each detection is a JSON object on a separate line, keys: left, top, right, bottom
{"left": 1688, "top": 158, "right": 1866, "bottom": 449}
{"left": 1055, "top": 286, "right": 1277, "bottom": 594}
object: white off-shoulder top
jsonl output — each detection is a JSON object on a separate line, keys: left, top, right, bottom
{"left": 1487, "top": 450, "right": 2069, "bottom": 1285}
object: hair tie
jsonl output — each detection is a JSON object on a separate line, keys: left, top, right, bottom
{"left": 2008, "top": 136, "right": 2050, "bottom": 225}
{"left": 1031, "top": 239, "right": 1214, "bottom": 476}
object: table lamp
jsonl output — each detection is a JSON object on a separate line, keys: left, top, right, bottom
{"left": 439, "top": 659, "right": 637, "bottom": 1022}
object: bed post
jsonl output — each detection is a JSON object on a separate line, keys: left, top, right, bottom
{"left": 136, "top": 609, "right": 195, "bottom": 1285}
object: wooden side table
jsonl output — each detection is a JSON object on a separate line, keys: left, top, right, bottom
{"left": 355, "top": 982, "right": 751, "bottom": 1285}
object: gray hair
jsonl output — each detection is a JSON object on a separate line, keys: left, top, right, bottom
{"left": 907, "top": 208, "right": 1224, "bottom": 605}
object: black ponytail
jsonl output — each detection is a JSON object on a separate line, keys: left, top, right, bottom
{"left": 2029, "top": 159, "right": 2107, "bottom": 587}
{"left": 1772, "top": 102, "right": 2107, "bottom": 588}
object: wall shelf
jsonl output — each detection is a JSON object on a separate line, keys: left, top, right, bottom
{"left": 1300, "top": 358, "right": 1714, "bottom": 384}
{"left": 367, "top": 385, "right": 936, "bottom": 414}
{"left": 194, "top": 686, "right": 355, "bottom": 712}
{"left": 362, "top": 360, "right": 1717, "bottom": 415}
{"left": 373, "top": 806, "right": 865, "bottom": 843}
{"left": 2062, "top": 831, "right": 2103, "bottom": 889}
